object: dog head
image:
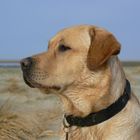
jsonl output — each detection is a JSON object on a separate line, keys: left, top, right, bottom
{"left": 20, "top": 25, "right": 120, "bottom": 92}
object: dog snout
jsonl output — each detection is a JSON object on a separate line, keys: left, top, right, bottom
{"left": 20, "top": 57, "right": 33, "bottom": 70}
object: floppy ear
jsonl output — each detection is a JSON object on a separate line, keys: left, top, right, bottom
{"left": 87, "top": 28, "right": 121, "bottom": 70}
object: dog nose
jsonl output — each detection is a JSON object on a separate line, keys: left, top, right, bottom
{"left": 20, "top": 57, "right": 33, "bottom": 69}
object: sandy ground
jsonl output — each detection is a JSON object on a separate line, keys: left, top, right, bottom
{"left": 0, "top": 67, "right": 63, "bottom": 140}
{"left": 0, "top": 66, "right": 140, "bottom": 139}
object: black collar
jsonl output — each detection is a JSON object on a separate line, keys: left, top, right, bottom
{"left": 65, "top": 79, "right": 131, "bottom": 127}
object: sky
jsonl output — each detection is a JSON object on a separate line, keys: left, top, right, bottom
{"left": 0, "top": 0, "right": 139, "bottom": 60}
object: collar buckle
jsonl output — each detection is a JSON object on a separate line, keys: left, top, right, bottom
{"left": 63, "top": 116, "right": 70, "bottom": 140}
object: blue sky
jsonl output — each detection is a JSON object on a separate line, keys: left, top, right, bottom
{"left": 0, "top": 0, "right": 139, "bottom": 60}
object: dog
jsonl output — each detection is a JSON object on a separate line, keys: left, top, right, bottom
{"left": 21, "top": 25, "right": 140, "bottom": 140}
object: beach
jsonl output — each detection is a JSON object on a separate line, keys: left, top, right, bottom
{"left": 0, "top": 64, "right": 140, "bottom": 139}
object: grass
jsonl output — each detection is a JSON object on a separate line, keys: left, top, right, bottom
{"left": 0, "top": 66, "right": 139, "bottom": 139}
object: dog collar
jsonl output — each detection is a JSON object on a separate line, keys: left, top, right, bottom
{"left": 65, "top": 79, "right": 131, "bottom": 127}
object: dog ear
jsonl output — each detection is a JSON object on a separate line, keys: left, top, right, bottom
{"left": 87, "top": 28, "right": 121, "bottom": 70}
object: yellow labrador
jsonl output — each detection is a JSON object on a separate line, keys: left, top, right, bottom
{"left": 21, "top": 25, "right": 140, "bottom": 140}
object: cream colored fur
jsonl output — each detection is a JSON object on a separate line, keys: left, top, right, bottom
{"left": 22, "top": 25, "right": 140, "bottom": 140}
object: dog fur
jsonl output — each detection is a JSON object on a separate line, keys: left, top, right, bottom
{"left": 21, "top": 25, "right": 140, "bottom": 140}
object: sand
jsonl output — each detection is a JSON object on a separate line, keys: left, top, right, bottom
{"left": 0, "top": 66, "right": 139, "bottom": 139}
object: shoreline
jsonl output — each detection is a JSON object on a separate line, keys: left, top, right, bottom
{"left": 0, "top": 61, "right": 140, "bottom": 68}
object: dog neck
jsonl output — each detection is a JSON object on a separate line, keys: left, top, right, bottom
{"left": 57, "top": 56, "right": 127, "bottom": 140}
{"left": 109, "top": 56, "right": 126, "bottom": 100}
{"left": 58, "top": 56, "right": 126, "bottom": 118}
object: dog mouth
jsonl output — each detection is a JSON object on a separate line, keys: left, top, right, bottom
{"left": 23, "top": 75, "right": 61, "bottom": 90}
{"left": 23, "top": 76, "right": 35, "bottom": 88}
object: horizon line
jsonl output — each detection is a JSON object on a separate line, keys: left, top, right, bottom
{"left": 0, "top": 60, "right": 140, "bottom": 62}
{"left": 0, "top": 60, "right": 140, "bottom": 67}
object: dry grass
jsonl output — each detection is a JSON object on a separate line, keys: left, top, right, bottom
{"left": 0, "top": 67, "right": 63, "bottom": 140}
{"left": 0, "top": 66, "right": 139, "bottom": 139}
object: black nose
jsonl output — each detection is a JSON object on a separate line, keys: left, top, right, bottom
{"left": 20, "top": 57, "right": 33, "bottom": 69}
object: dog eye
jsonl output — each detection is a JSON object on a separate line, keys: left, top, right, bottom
{"left": 58, "top": 44, "right": 71, "bottom": 52}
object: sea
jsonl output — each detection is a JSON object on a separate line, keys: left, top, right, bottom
{"left": 0, "top": 62, "right": 20, "bottom": 68}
